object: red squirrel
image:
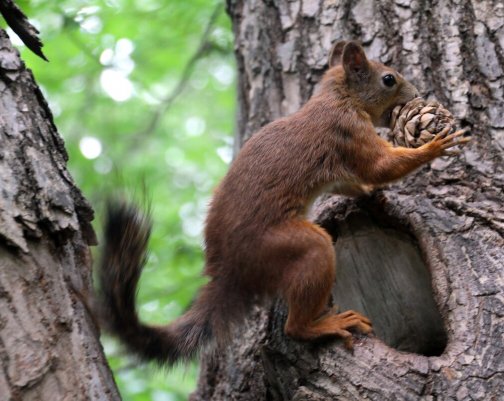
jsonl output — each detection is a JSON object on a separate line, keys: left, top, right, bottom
{"left": 97, "top": 41, "right": 470, "bottom": 364}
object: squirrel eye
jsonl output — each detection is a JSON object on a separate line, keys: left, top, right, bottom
{"left": 382, "top": 74, "right": 396, "bottom": 87}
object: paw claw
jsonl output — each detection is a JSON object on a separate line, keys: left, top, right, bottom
{"left": 434, "top": 125, "right": 452, "bottom": 140}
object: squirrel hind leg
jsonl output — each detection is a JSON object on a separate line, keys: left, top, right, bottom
{"left": 267, "top": 221, "right": 372, "bottom": 348}
{"left": 285, "top": 275, "right": 373, "bottom": 348}
{"left": 288, "top": 310, "right": 373, "bottom": 349}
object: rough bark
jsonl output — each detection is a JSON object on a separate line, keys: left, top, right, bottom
{"left": 0, "top": 30, "right": 120, "bottom": 400}
{"left": 192, "top": 0, "right": 504, "bottom": 400}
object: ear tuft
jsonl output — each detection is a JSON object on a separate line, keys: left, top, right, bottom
{"left": 342, "top": 41, "right": 370, "bottom": 78}
{"left": 328, "top": 40, "right": 347, "bottom": 67}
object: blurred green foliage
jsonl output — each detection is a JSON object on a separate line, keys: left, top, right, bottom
{"left": 3, "top": 0, "right": 235, "bottom": 399}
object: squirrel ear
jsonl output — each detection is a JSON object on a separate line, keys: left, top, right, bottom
{"left": 342, "top": 41, "right": 370, "bottom": 78}
{"left": 328, "top": 40, "right": 347, "bottom": 67}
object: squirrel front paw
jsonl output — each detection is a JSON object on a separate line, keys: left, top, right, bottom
{"left": 424, "top": 126, "right": 471, "bottom": 157}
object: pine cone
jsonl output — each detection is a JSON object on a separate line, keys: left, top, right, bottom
{"left": 389, "top": 98, "right": 456, "bottom": 148}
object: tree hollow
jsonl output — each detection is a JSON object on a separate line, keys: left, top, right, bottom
{"left": 323, "top": 211, "right": 447, "bottom": 356}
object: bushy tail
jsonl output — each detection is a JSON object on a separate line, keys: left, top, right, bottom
{"left": 96, "top": 201, "right": 212, "bottom": 365}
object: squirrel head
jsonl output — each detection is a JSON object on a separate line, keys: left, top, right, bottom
{"left": 326, "top": 41, "right": 420, "bottom": 127}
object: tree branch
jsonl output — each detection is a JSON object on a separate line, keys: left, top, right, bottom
{"left": 0, "top": 0, "right": 48, "bottom": 61}
{"left": 132, "top": 3, "right": 223, "bottom": 145}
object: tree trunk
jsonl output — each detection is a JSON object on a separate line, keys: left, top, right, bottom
{"left": 192, "top": 0, "right": 504, "bottom": 399}
{"left": 0, "top": 30, "right": 120, "bottom": 400}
